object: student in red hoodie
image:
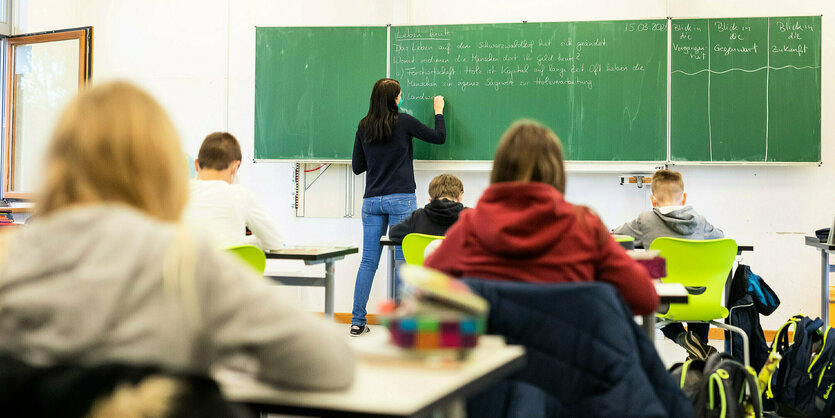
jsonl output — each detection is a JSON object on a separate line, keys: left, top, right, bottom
{"left": 424, "top": 120, "right": 659, "bottom": 315}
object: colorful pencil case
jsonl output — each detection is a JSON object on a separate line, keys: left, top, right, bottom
{"left": 381, "top": 315, "right": 485, "bottom": 350}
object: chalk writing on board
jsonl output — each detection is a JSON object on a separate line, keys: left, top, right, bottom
{"left": 392, "top": 26, "right": 652, "bottom": 93}
{"left": 671, "top": 17, "right": 820, "bottom": 162}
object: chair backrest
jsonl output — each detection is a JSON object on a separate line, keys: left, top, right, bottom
{"left": 461, "top": 279, "right": 693, "bottom": 417}
{"left": 402, "top": 233, "right": 445, "bottom": 265}
{"left": 649, "top": 237, "right": 737, "bottom": 321}
{"left": 226, "top": 244, "right": 267, "bottom": 274}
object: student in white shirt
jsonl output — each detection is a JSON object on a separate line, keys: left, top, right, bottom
{"left": 185, "top": 132, "right": 283, "bottom": 250}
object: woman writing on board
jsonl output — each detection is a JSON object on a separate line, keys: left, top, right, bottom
{"left": 350, "top": 78, "right": 446, "bottom": 336}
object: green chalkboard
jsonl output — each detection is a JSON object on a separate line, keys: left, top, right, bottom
{"left": 392, "top": 21, "right": 668, "bottom": 161}
{"left": 254, "top": 27, "right": 386, "bottom": 160}
{"left": 670, "top": 16, "right": 821, "bottom": 162}
{"left": 254, "top": 21, "right": 667, "bottom": 161}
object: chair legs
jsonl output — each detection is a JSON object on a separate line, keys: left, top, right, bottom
{"left": 710, "top": 320, "right": 750, "bottom": 367}
{"left": 655, "top": 319, "right": 750, "bottom": 367}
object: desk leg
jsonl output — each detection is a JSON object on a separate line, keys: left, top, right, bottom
{"left": 387, "top": 246, "right": 396, "bottom": 301}
{"left": 325, "top": 261, "right": 335, "bottom": 321}
{"left": 641, "top": 314, "right": 654, "bottom": 340}
{"left": 823, "top": 251, "right": 830, "bottom": 325}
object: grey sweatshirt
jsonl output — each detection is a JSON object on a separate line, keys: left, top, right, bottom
{"left": 612, "top": 206, "right": 724, "bottom": 248}
{"left": 0, "top": 205, "right": 353, "bottom": 390}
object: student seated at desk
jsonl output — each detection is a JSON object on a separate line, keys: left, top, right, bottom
{"left": 0, "top": 82, "right": 353, "bottom": 390}
{"left": 184, "top": 132, "right": 283, "bottom": 250}
{"left": 425, "top": 120, "right": 659, "bottom": 315}
{"left": 613, "top": 169, "right": 723, "bottom": 358}
{"left": 388, "top": 174, "right": 466, "bottom": 243}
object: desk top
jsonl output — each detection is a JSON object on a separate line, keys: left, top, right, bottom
{"left": 219, "top": 336, "right": 525, "bottom": 417}
{"left": 655, "top": 282, "right": 688, "bottom": 304}
{"left": 805, "top": 236, "right": 835, "bottom": 251}
{"left": 634, "top": 244, "right": 753, "bottom": 254}
{"left": 266, "top": 246, "right": 358, "bottom": 261}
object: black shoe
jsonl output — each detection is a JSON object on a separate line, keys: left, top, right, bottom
{"left": 350, "top": 325, "right": 370, "bottom": 337}
{"left": 681, "top": 331, "right": 710, "bottom": 360}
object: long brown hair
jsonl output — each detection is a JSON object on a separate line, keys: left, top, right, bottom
{"left": 358, "top": 78, "right": 400, "bottom": 144}
{"left": 38, "top": 81, "right": 188, "bottom": 222}
{"left": 490, "top": 120, "right": 566, "bottom": 193}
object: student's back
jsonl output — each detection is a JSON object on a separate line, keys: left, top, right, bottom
{"left": 0, "top": 205, "right": 347, "bottom": 388}
{"left": 389, "top": 174, "right": 466, "bottom": 242}
{"left": 185, "top": 132, "right": 283, "bottom": 250}
{"left": 425, "top": 121, "right": 658, "bottom": 315}
{"left": 185, "top": 179, "right": 282, "bottom": 249}
{"left": 622, "top": 206, "right": 723, "bottom": 248}
{"left": 0, "top": 81, "right": 352, "bottom": 390}
{"left": 613, "top": 170, "right": 723, "bottom": 248}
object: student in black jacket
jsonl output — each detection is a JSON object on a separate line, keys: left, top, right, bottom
{"left": 389, "top": 174, "right": 465, "bottom": 243}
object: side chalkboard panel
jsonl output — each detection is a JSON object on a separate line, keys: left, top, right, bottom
{"left": 671, "top": 16, "right": 821, "bottom": 162}
{"left": 254, "top": 26, "right": 386, "bottom": 160}
{"left": 391, "top": 21, "right": 668, "bottom": 161}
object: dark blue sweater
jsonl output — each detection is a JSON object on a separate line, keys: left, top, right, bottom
{"left": 352, "top": 113, "right": 446, "bottom": 198}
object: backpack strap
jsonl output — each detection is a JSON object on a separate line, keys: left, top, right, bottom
{"left": 708, "top": 372, "right": 728, "bottom": 417}
{"left": 711, "top": 359, "right": 763, "bottom": 418}
{"left": 766, "top": 315, "right": 806, "bottom": 400}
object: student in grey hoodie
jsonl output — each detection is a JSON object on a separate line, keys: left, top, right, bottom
{"left": 0, "top": 82, "right": 354, "bottom": 391}
{"left": 613, "top": 169, "right": 723, "bottom": 359}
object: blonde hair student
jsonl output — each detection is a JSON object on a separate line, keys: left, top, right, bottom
{"left": 425, "top": 120, "right": 658, "bottom": 315}
{"left": 0, "top": 81, "right": 353, "bottom": 390}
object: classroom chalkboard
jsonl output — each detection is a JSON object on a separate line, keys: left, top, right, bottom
{"left": 670, "top": 16, "right": 821, "bottom": 162}
{"left": 392, "top": 21, "right": 668, "bottom": 161}
{"left": 254, "top": 27, "right": 386, "bottom": 160}
{"left": 254, "top": 21, "right": 667, "bottom": 162}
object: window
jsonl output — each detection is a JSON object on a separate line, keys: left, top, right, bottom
{"left": 0, "top": 0, "right": 11, "bottom": 37}
{"left": 3, "top": 27, "right": 92, "bottom": 199}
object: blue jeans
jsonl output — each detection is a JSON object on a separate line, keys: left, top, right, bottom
{"left": 351, "top": 193, "right": 417, "bottom": 326}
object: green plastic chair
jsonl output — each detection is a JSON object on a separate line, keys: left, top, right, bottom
{"left": 226, "top": 244, "right": 267, "bottom": 274}
{"left": 402, "top": 233, "right": 445, "bottom": 265}
{"left": 650, "top": 237, "right": 750, "bottom": 366}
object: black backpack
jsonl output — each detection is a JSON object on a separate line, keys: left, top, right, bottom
{"left": 671, "top": 352, "right": 762, "bottom": 418}
{"left": 766, "top": 315, "right": 835, "bottom": 418}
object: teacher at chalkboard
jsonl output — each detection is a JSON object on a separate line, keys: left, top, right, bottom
{"left": 350, "top": 78, "right": 446, "bottom": 336}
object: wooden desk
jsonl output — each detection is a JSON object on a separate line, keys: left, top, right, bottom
{"left": 219, "top": 335, "right": 525, "bottom": 417}
{"left": 805, "top": 236, "right": 835, "bottom": 324}
{"left": 264, "top": 247, "right": 358, "bottom": 320}
{"left": 641, "top": 282, "right": 689, "bottom": 339}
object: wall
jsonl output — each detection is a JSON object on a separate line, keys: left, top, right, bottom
{"left": 19, "top": 0, "right": 833, "bottom": 329}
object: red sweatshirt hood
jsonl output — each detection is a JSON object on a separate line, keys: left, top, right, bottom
{"left": 466, "top": 182, "right": 576, "bottom": 258}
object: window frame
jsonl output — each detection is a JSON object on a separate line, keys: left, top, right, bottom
{"left": 0, "top": 0, "right": 12, "bottom": 37}
{"left": 2, "top": 26, "right": 92, "bottom": 200}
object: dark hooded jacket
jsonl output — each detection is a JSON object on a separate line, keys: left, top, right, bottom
{"left": 388, "top": 198, "right": 465, "bottom": 243}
